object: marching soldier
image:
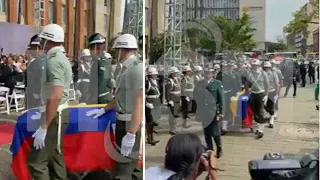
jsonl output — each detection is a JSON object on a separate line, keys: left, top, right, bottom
{"left": 166, "top": 66, "right": 181, "bottom": 135}
{"left": 76, "top": 49, "right": 92, "bottom": 103}
{"left": 87, "top": 33, "right": 113, "bottom": 104}
{"left": 245, "top": 59, "right": 270, "bottom": 139}
{"left": 86, "top": 34, "right": 143, "bottom": 180}
{"left": 270, "top": 59, "right": 284, "bottom": 119}
{"left": 263, "top": 61, "right": 280, "bottom": 128}
{"left": 25, "top": 34, "right": 45, "bottom": 109}
{"left": 27, "top": 24, "right": 72, "bottom": 180}
{"left": 181, "top": 66, "right": 194, "bottom": 128}
{"left": 193, "top": 66, "right": 225, "bottom": 158}
{"left": 193, "top": 65, "right": 204, "bottom": 84}
{"left": 221, "top": 62, "right": 237, "bottom": 135}
{"left": 145, "top": 67, "right": 161, "bottom": 145}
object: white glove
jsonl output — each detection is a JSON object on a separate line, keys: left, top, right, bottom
{"left": 146, "top": 103, "right": 154, "bottom": 109}
{"left": 230, "top": 96, "right": 236, "bottom": 101}
{"left": 263, "top": 96, "right": 268, "bottom": 105}
{"left": 76, "top": 90, "right": 82, "bottom": 97}
{"left": 185, "top": 97, "right": 190, "bottom": 101}
{"left": 33, "top": 93, "right": 40, "bottom": 99}
{"left": 236, "top": 92, "right": 241, "bottom": 95}
{"left": 168, "top": 101, "right": 174, "bottom": 106}
{"left": 274, "top": 95, "right": 279, "bottom": 102}
{"left": 32, "top": 127, "right": 47, "bottom": 150}
{"left": 121, "top": 132, "right": 136, "bottom": 157}
{"left": 79, "top": 102, "right": 87, "bottom": 105}
{"left": 86, "top": 108, "right": 106, "bottom": 118}
{"left": 31, "top": 112, "right": 41, "bottom": 120}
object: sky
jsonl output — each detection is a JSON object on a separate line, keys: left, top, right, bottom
{"left": 266, "top": 0, "right": 308, "bottom": 42}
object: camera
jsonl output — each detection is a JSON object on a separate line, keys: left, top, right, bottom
{"left": 249, "top": 152, "right": 319, "bottom": 180}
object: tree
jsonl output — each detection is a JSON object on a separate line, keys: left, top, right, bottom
{"left": 283, "top": 9, "right": 312, "bottom": 35}
{"left": 197, "top": 12, "right": 257, "bottom": 53}
{"left": 149, "top": 34, "right": 164, "bottom": 64}
{"left": 266, "top": 42, "right": 288, "bottom": 52}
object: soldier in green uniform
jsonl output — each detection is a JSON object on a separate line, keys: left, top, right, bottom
{"left": 27, "top": 24, "right": 72, "bottom": 180}
{"left": 181, "top": 66, "right": 194, "bottom": 128}
{"left": 270, "top": 59, "right": 284, "bottom": 119}
{"left": 193, "top": 66, "right": 225, "bottom": 158}
{"left": 87, "top": 33, "right": 113, "bottom": 104}
{"left": 86, "top": 34, "right": 143, "bottom": 180}
{"left": 25, "top": 34, "right": 45, "bottom": 109}
{"left": 245, "top": 59, "right": 270, "bottom": 139}
{"left": 221, "top": 62, "right": 238, "bottom": 135}
{"left": 262, "top": 61, "right": 279, "bottom": 129}
{"left": 166, "top": 66, "right": 182, "bottom": 135}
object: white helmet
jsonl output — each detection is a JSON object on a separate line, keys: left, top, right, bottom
{"left": 182, "top": 66, "right": 192, "bottom": 72}
{"left": 81, "top": 49, "right": 91, "bottom": 57}
{"left": 247, "top": 64, "right": 251, "bottom": 68}
{"left": 214, "top": 64, "right": 220, "bottom": 69}
{"left": 104, "top": 51, "right": 112, "bottom": 59}
{"left": 194, "top": 66, "right": 203, "bottom": 71}
{"left": 147, "top": 67, "right": 158, "bottom": 75}
{"left": 251, "top": 58, "right": 260, "bottom": 65}
{"left": 112, "top": 34, "right": 138, "bottom": 49}
{"left": 263, "top": 61, "right": 272, "bottom": 68}
{"left": 169, "top": 66, "right": 180, "bottom": 74}
{"left": 39, "top": 24, "right": 64, "bottom": 42}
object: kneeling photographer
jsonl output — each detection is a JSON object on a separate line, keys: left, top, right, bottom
{"left": 145, "top": 133, "right": 220, "bottom": 180}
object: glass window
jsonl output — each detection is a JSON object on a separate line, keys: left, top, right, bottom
{"left": 84, "top": 10, "right": 87, "bottom": 28}
{"left": 104, "top": 14, "right": 108, "bottom": 31}
{"left": 84, "top": 35, "right": 87, "bottom": 48}
{"left": 62, "top": 5, "right": 67, "bottom": 25}
{"left": 49, "top": 2, "right": 54, "bottom": 23}
{"left": 0, "top": 0, "right": 6, "bottom": 13}
{"left": 145, "top": 7, "right": 149, "bottom": 26}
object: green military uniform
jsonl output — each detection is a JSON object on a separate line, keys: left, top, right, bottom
{"left": 166, "top": 75, "right": 181, "bottom": 133}
{"left": 194, "top": 76, "right": 225, "bottom": 152}
{"left": 114, "top": 55, "right": 143, "bottom": 180}
{"left": 28, "top": 46, "right": 72, "bottom": 180}
{"left": 87, "top": 54, "right": 113, "bottom": 104}
{"left": 26, "top": 55, "right": 46, "bottom": 109}
{"left": 181, "top": 75, "right": 194, "bottom": 127}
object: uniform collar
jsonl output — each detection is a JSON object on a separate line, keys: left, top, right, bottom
{"left": 122, "top": 54, "right": 136, "bottom": 67}
{"left": 47, "top": 46, "right": 65, "bottom": 57}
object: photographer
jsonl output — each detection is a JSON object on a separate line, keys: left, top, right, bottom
{"left": 145, "top": 133, "right": 220, "bottom": 180}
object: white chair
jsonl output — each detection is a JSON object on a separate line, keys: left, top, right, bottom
{"left": 9, "top": 84, "right": 26, "bottom": 112}
{"left": 0, "top": 87, "right": 10, "bottom": 114}
{"left": 68, "top": 81, "right": 76, "bottom": 101}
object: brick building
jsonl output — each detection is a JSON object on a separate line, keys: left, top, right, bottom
{"left": 0, "top": 0, "right": 122, "bottom": 57}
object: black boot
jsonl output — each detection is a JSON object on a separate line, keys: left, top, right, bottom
{"left": 216, "top": 146, "right": 223, "bottom": 158}
{"left": 256, "top": 132, "right": 264, "bottom": 139}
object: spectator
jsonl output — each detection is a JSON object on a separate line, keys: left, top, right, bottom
{"left": 0, "top": 56, "right": 18, "bottom": 94}
{"left": 145, "top": 133, "right": 220, "bottom": 180}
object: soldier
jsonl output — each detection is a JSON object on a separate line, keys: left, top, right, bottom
{"left": 27, "top": 24, "right": 72, "bottom": 180}
{"left": 193, "top": 66, "right": 225, "bottom": 158}
{"left": 25, "top": 34, "right": 45, "bottom": 109}
{"left": 166, "top": 66, "right": 181, "bottom": 135}
{"left": 270, "top": 59, "right": 284, "bottom": 119}
{"left": 145, "top": 67, "right": 161, "bottom": 145}
{"left": 86, "top": 34, "right": 143, "bottom": 180}
{"left": 262, "top": 61, "right": 279, "bottom": 128}
{"left": 245, "top": 59, "right": 270, "bottom": 139}
{"left": 221, "top": 62, "right": 237, "bottom": 135}
{"left": 87, "top": 33, "right": 113, "bottom": 104}
{"left": 181, "top": 66, "right": 194, "bottom": 128}
{"left": 76, "top": 49, "right": 92, "bottom": 103}
{"left": 193, "top": 65, "right": 204, "bottom": 84}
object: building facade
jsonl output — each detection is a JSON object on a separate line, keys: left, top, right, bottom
{"left": 184, "top": 0, "right": 266, "bottom": 50}
{"left": 0, "top": 0, "right": 122, "bottom": 57}
{"left": 313, "top": 28, "right": 319, "bottom": 53}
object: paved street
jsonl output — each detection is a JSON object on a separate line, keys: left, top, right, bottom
{"left": 145, "top": 84, "right": 319, "bottom": 180}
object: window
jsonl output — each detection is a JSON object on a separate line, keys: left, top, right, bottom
{"left": 49, "top": 2, "right": 54, "bottom": 23}
{"left": 84, "top": 10, "right": 87, "bottom": 28}
{"left": 84, "top": 35, "right": 87, "bottom": 48}
{"left": 0, "top": 0, "right": 6, "bottom": 13}
{"left": 145, "top": 8, "right": 149, "bottom": 26}
{"left": 62, "top": 5, "right": 67, "bottom": 26}
{"left": 104, "top": 0, "right": 108, "bottom": 6}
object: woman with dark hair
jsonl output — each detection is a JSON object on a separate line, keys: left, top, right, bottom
{"left": 145, "top": 133, "right": 219, "bottom": 180}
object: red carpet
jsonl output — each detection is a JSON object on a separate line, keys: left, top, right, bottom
{"left": 0, "top": 123, "right": 15, "bottom": 146}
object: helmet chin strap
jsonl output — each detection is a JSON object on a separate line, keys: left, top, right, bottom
{"left": 43, "top": 40, "right": 48, "bottom": 54}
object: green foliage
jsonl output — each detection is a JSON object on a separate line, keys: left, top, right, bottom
{"left": 198, "top": 12, "right": 257, "bottom": 53}
{"left": 149, "top": 34, "right": 165, "bottom": 64}
{"left": 266, "top": 41, "right": 288, "bottom": 52}
{"left": 283, "top": 7, "right": 314, "bottom": 35}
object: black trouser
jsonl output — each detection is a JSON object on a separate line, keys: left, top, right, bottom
{"left": 309, "top": 74, "right": 315, "bottom": 83}
{"left": 114, "top": 120, "right": 142, "bottom": 180}
{"left": 265, "top": 91, "right": 276, "bottom": 116}
{"left": 251, "top": 92, "right": 270, "bottom": 123}
{"left": 181, "top": 96, "right": 190, "bottom": 119}
{"left": 285, "top": 78, "right": 297, "bottom": 96}
{"left": 301, "top": 74, "right": 306, "bottom": 87}
{"left": 203, "top": 118, "right": 221, "bottom": 151}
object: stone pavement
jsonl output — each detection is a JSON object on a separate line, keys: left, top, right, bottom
{"left": 145, "top": 84, "right": 319, "bottom": 180}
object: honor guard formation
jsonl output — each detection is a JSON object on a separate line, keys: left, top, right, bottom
{"left": 144, "top": 53, "right": 318, "bottom": 159}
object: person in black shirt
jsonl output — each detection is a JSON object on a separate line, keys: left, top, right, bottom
{"left": 308, "top": 62, "right": 315, "bottom": 83}
{"left": 299, "top": 62, "right": 307, "bottom": 87}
